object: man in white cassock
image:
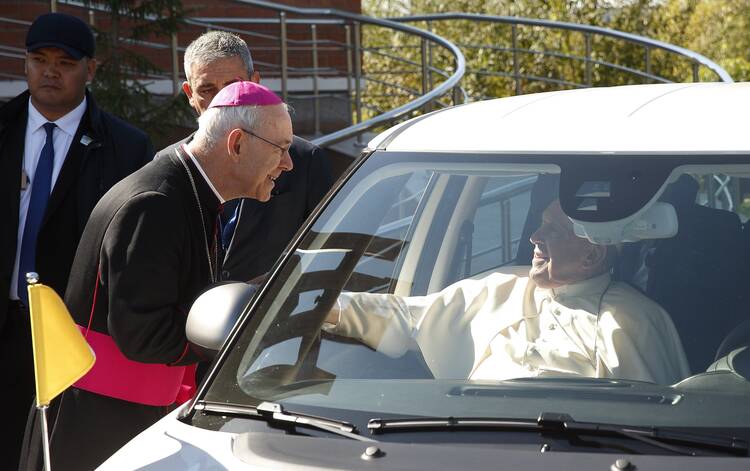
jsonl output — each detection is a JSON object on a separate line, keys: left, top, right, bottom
{"left": 324, "top": 200, "right": 690, "bottom": 385}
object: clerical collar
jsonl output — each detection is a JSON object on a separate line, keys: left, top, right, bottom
{"left": 549, "top": 272, "right": 611, "bottom": 299}
{"left": 180, "top": 144, "right": 225, "bottom": 204}
{"left": 28, "top": 95, "right": 87, "bottom": 137}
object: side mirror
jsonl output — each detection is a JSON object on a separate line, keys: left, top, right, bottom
{"left": 186, "top": 282, "right": 258, "bottom": 354}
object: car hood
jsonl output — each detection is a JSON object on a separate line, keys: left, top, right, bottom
{"left": 98, "top": 405, "right": 243, "bottom": 470}
{"left": 101, "top": 403, "right": 750, "bottom": 470}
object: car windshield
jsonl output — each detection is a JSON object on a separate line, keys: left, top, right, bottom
{"left": 205, "top": 151, "right": 750, "bottom": 437}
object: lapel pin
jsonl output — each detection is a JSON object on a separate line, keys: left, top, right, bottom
{"left": 21, "top": 169, "right": 30, "bottom": 190}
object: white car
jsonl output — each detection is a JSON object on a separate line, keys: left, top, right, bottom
{"left": 103, "top": 82, "right": 750, "bottom": 470}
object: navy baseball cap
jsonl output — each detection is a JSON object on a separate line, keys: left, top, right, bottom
{"left": 25, "top": 13, "right": 95, "bottom": 60}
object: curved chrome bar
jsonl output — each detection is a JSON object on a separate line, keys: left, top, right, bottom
{"left": 393, "top": 13, "right": 733, "bottom": 84}
{"left": 233, "top": 1, "right": 466, "bottom": 148}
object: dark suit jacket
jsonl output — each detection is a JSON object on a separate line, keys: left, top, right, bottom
{"left": 156, "top": 134, "right": 333, "bottom": 282}
{"left": 0, "top": 90, "right": 153, "bottom": 329}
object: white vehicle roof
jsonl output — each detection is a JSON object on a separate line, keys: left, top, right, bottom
{"left": 369, "top": 82, "right": 750, "bottom": 154}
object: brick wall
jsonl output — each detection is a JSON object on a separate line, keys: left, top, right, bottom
{"left": 0, "top": 1, "right": 361, "bottom": 135}
{"left": 0, "top": 0, "right": 360, "bottom": 90}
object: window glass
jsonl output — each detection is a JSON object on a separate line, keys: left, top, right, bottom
{"left": 205, "top": 153, "right": 750, "bottom": 439}
{"left": 465, "top": 176, "right": 535, "bottom": 278}
{"left": 343, "top": 170, "right": 431, "bottom": 295}
{"left": 623, "top": 170, "right": 750, "bottom": 373}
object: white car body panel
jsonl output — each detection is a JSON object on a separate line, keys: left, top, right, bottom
{"left": 368, "top": 83, "right": 750, "bottom": 153}
{"left": 99, "top": 406, "right": 245, "bottom": 470}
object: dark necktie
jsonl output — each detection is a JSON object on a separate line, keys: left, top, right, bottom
{"left": 18, "top": 122, "right": 56, "bottom": 304}
{"left": 214, "top": 205, "right": 225, "bottom": 280}
{"left": 221, "top": 200, "right": 240, "bottom": 250}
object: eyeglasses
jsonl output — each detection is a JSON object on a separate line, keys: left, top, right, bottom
{"left": 241, "top": 128, "right": 290, "bottom": 156}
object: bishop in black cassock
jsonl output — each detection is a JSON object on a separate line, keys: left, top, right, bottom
{"left": 21, "top": 81, "right": 294, "bottom": 470}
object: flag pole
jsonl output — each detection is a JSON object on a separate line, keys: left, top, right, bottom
{"left": 39, "top": 404, "right": 52, "bottom": 471}
{"left": 26, "top": 272, "right": 52, "bottom": 471}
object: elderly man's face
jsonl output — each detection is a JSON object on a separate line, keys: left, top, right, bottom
{"left": 240, "top": 105, "right": 294, "bottom": 202}
{"left": 183, "top": 55, "right": 259, "bottom": 115}
{"left": 529, "top": 200, "right": 604, "bottom": 289}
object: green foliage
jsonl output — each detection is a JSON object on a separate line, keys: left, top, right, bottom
{"left": 85, "top": 0, "right": 193, "bottom": 143}
{"left": 362, "top": 0, "right": 749, "bottom": 109}
{"left": 740, "top": 195, "right": 750, "bottom": 221}
{"left": 680, "top": 0, "right": 750, "bottom": 82}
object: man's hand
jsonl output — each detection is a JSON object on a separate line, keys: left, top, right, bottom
{"left": 323, "top": 300, "right": 341, "bottom": 326}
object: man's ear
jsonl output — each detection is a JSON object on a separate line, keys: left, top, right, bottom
{"left": 583, "top": 244, "right": 607, "bottom": 269}
{"left": 86, "top": 58, "right": 97, "bottom": 82}
{"left": 251, "top": 70, "right": 261, "bottom": 83}
{"left": 226, "top": 128, "right": 244, "bottom": 162}
{"left": 182, "top": 81, "right": 196, "bottom": 106}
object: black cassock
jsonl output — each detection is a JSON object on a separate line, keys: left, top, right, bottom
{"left": 22, "top": 148, "right": 221, "bottom": 471}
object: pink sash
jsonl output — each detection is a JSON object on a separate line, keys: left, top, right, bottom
{"left": 74, "top": 326, "right": 186, "bottom": 406}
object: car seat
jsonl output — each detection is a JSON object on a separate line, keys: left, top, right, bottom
{"left": 714, "top": 221, "right": 750, "bottom": 361}
{"left": 640, "top": 175, "right": 744, "bottom": 372}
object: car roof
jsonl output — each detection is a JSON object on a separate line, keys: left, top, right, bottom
{"left": 368, "top": 82, "right": 750, "bottom": 154}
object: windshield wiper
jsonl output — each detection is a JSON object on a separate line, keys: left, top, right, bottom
{"left": 368, "top": 412, "right": 748, "bottom": 456}
{"left": 195, "top": 400, "right": 376, "bottom": 442}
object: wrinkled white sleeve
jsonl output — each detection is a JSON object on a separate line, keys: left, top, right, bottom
{"left": 323, "top": 291, "right": 433, "bottom": 357}
{"left": 322, "top": 272, "right": 524, "bottom": 360}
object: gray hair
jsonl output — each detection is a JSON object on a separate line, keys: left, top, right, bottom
{"left": 195, "top": 105, "right": 262, "bottom": 149}
{"left": 184, "top": 31, "right": 254, "bottom": 83}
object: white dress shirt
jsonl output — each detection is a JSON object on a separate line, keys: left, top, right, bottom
{"left": 10, "top": 97, "right": 87, "bottom": 299}
{"left": 327, "top": 267, "right": 691, "bottom": 385}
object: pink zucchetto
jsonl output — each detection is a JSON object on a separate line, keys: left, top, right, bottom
{"left": 207, "top": 81, "right": 283, "bottom": 109}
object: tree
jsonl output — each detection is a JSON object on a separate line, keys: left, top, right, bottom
{"left": 86, "top": 0, "right": 193, "bottom": 146}
{"left": 674, "top": 0, "right": 750, "bottom": 82}
{"left": 361, "top": 0, "right": 749, "bottom": 107}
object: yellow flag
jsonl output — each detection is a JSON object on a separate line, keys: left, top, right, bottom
{"left": 28, "top": 283, "right": 96, "bottom": 407}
